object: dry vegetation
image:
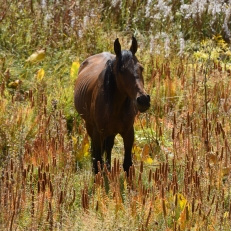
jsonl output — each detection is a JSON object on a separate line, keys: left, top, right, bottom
{"left": 1, "top": 0, "right": 231, "bottom": 230}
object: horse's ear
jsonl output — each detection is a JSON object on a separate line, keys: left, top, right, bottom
{"left": 114, "top": 38, "right": 121, "bottom": 57}
{"left": 130, "top": 36, "right": 138, "bottom": 55}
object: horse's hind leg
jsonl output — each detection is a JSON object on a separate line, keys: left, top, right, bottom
{"left": 85, "top": 123, "right": 102, "bottom": 174}
{"left": 103, "top": 135, "right": 115, "bottom": 171}
{"left": 121, "top": 127, "right": 134, "bottom": 175}
{"left": 92, "top": 129, "right": 103, "bottom": 174}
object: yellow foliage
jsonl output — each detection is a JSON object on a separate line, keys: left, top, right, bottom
{"left": 194, "top": 51, "right": 209, "bottom": 61}
{"left": 145, "top": 157, "right": 154, "bottom": 165}
{"left": 194, "top": 35, "right": 231, "bottom": 63}
{"left": 8, "top": 79, "right": 21, "bottom": 89}
{"left": 178, "top": 193, "right": 187, "bottom": 210}
{"left": 124, "top": 179, "right": 127, "bottom": 189}
{"left": 210, "top": 48, "right": 221, "bottom": 60}
{"left": 70, "top": 60, "right": 80, "bottom": 81}
{"left": 133, "top": 144, "right": 154, "bottom": 164}
{"left": 83, "top": 142, "right": 90, "bottom": 157}
{"left": 72, "top": 136, "right": 78, "bottom": 151}
{"left": 36, "top": 68, "right": 45, "bottom": 81}
{"left": 224, "top": 211, "right": 229, "bottom": 218}
{"left": 73, "top": 134, "right": 90, "bottom": 161}
{"left": 132, "top": 144, "right": 142, "bottom": 160}
{"left": 176, "top": 194, "right": 191, "bottom": 230}
{"left": 225, "top": 50, "right": 231, "bottom": 57}
{"left": 213, "top": 34, "right": 228, "bottom": 50}
{"left": 26, "top": 49, "right": 46, "bottom": 63}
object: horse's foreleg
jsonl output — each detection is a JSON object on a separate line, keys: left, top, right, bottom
{"left": 104, "top": 135, "right": 115, "bottom": 171}
{"left": 121, "top": 127, "right": 134, "bottom": 174}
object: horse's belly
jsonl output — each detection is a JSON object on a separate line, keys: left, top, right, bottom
{"left": 74, "top": 75, "right": 95, "bottom": 120}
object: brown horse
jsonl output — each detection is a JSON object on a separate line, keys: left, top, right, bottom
{"left": 74, "top": 37, "right": 150, "bottom": 174}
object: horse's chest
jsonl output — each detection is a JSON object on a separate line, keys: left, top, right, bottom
{"left": 114, "top": 112, "right": 133, "bottom": 128}
{"left": 91, "top": 85, "right": 136, "bottom": 136}
{"left": 95, "top": 111, "right": 135, "bottom": 136}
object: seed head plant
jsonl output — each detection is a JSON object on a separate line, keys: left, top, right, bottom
{"left": 1, "top": 0, "right": 231, "bottom": 230}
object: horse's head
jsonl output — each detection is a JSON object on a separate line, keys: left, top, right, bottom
{"left": 113, "top": 37, "right": 150, "bottom": 113}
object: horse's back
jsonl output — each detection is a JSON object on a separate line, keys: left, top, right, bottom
{"left": 78, "top": 52, "right": 114, "bottom": 75}
{"left": 74, "top": 52, "right": 115, "bottom": 120}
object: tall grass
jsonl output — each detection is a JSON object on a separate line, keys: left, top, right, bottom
{"left": 1, "top": 0, "right": 231, "bottom": 230}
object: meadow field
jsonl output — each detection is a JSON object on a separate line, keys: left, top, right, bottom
{"left": 1, "top": 0, "right": 231, "bottom": 230}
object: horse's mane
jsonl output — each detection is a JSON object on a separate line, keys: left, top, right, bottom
{"left": 103, "top": 59, "right": 116, "bottom": 108}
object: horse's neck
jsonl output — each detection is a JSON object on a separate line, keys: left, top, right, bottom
{"left": 112, "top": 86, "right": 131, "bottom": 114}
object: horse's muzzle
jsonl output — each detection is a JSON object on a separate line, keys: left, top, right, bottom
{"left": 136, "top": 94, "right": 150, "bottom": 112}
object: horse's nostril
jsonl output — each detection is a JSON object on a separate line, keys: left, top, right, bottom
{"left": 137, "top": 94, "right": 150, "bottom": 105}
{"left": 137, "top": 97, "right": 142, "bottom": 104}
